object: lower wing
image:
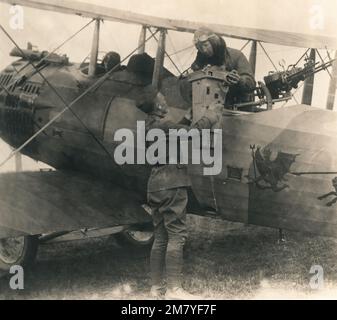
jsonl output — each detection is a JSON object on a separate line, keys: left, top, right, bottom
{"left": 0, "top": 170, "right": 151, "bottom": 239}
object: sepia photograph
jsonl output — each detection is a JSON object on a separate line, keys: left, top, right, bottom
{"left": 0, "top": 0, "right": 337, "bottom": 303}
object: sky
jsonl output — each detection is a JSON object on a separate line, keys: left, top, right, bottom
{"left": 0, "top": 0, "right": 337, "bottom": 171}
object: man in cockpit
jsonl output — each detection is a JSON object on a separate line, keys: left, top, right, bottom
{"left": 192, "top": 27, "right": 256, "bottom": 105}
{"left": 101, "top": 51, "right": 121, "bottom": 73}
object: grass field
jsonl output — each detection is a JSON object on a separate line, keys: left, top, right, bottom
{"left": 1, "top": 215, "right": 337, "bottom": 300}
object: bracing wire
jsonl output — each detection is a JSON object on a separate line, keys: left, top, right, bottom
{"left": 0, "top": 19, "right": 94, "bottom": 95}
{"left": 0, "top": 24, "right": 158, "bottom": 168}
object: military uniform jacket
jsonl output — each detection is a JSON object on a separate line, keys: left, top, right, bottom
{"left": 192, "top": 42, "right": 256, "bottom": 104}
{"left": 146, "top": 114, "right": 215, "bottom": 192}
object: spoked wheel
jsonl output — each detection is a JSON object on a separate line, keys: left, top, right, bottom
{"left": 114, "top": 227, "right": 154, "bottom": 251}
{"left": 0, "top": 235, "right": 39, "bottom": 272}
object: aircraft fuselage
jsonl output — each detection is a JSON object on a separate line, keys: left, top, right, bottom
{"left": 2, "top": 58, "right": 337, "bottom": 238}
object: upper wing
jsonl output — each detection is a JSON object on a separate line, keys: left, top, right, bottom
{"left": 0, "top": 170, "right": 151, "bottom": 239}
{"left": 1, "top": 0, "right": 337, "bottom": 49}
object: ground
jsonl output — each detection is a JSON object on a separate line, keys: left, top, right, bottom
{"left": 1, "top": 215, "right": 337, "bottom": 300}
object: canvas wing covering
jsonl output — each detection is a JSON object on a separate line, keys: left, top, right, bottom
{"left": 0, "top": 170, "right": 151, "bottom": 239}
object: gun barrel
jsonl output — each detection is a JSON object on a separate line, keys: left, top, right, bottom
{"left": 314, "top": 60, "right": 334, "bottom": 72}
{"left": 287, "top": 59, "right": 334, "bottom": 82}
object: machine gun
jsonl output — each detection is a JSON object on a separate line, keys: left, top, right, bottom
{"left": 263, "top": 58, "right": 334, "bottom": 99}
{"left": 10, "top": 43, "right": 69, "bottom": 66}
{"left": 233, "top": 58, "right": 335, "bottom": 111}
{"left": 186, "top": 58, "right": 334, "bottom": 115}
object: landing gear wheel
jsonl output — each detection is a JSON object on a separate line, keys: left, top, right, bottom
{"left": 0, "top": 235, "right": 39, "bottom": 272}
{"left": 114, "top": 228, "right": 154, "bottom": 251}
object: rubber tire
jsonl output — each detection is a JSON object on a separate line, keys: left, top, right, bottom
{"left": 0, "top": 235, "right": 39, "bottom": 272}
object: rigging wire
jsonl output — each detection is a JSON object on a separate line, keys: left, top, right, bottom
{"left": 170, "top": 44, "right": 195, "bottom": 56}
{"left": 293, "top": 48, "right": 310, "bottom": 67}
{"left": 0, "top": 24, "right": 158, "bottom": 169}
{"left": 281, "top": 82, "right": 304, "bottom": 108}
{"left": 316, "top": 49, "right": 332, "bottom": 79}
{"left": 258, "top": 41, "right": 278, "bottom": 72}
{"left": 0, "top": 23, "right": 116, "bottom": 166}
{"left": 325, "top": 47, "right": 333, "bottom": 62}
{"left": 179, "top": 49, "right": 197, "bottom": 76}
{"left": 171, "top": 38, "right": 305, "bottom": 59}
{"left": 167, "top": 32, "right": 185, "bottom": 74}
{"left": 147, "top": 27, "right": 182, "bottom": 76}
{"left": 0, "top": 19, "right": 94, "bottom": 95}
{"left": 240, "top": 40, "right": 251, "bottom": 52}
{"left": 281, "top": 49, "right": 334, "bottom": 108}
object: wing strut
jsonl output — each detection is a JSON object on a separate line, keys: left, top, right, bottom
{"left": 0, "top": 28, "right": 159, "bottom": 169}
{"left": 15, "top": 150, "right": 22, "bottom": 172}
{"left": 147, "top": 27, "right": 182, "bottom": 76}
{"left": 138, "top": 25, "right": 147, "bottom": 54}
{"left": 152, "top": 29, "right": 167, "bottom": 90}
{"left": 301, "top": 49, "right": 316, "bottom": 105}
{"left": 249, "top": 40, "right": 257, "bottom": 75}
{"left": 88, "top": 19, "right": 100, "bottom": 77}
{"left": 326, "top": 50, "right": 337, "bottom": 110}
{"left": 0, "top": 23, "right": 116, "bottom": 166}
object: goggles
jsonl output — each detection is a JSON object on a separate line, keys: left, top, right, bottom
{"left": 194, "top": 34, "right": 212, "bottom": 44}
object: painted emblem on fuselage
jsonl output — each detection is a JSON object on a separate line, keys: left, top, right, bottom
{"left": 249, "top": 145, "right": 299, "bottom": 192}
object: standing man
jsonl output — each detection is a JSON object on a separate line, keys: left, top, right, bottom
{"left": 192, "top": 27, "right": 256, "bottom": 105}
{"left": 145, "top": 92, "right": 223, "bottom": 299}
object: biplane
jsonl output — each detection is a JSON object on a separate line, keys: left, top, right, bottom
{"left": 0, "top": 0, "right": 337, "bottom": 272}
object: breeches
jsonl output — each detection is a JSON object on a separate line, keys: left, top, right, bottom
{"left": 147, "top": 187, "right": 188, "bottom": 288}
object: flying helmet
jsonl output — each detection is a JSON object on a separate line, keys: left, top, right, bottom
{"left": 102, "top": 51, "right": 121, "bottom": 72}
{"left": 193, "top": 27, "right": 220, "bottom": 47}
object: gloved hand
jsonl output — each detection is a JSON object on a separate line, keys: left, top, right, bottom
{"left": 204, "top": 102, "right": 224, "bottom": 125}
{"left": 225, "top": 70, "right": 241, "bottom": 85}
{"left": 151, "top": 92, "right": 169, "bottom": 118}
{"left": 202, "top": 64, "right": 213, "bottom": 72}
{"left": 183, "top": 108, "right": 193, "bottom": 122}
